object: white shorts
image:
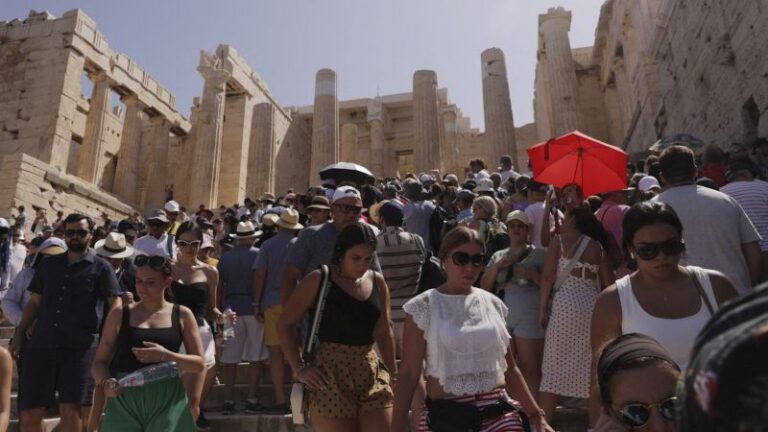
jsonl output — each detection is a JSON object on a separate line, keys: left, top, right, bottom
{"left": 180, "top": 321, "right": 216, "bottom": 367}
{"left": 220, "top": 315, "right": 269, "bottom": 364}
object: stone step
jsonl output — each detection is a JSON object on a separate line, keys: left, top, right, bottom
{"left": 203, "top": 383, "right": 291, "bottom": 410}
{"left": 8, "top": 417, "right": 60, "bottom": 432}
{"left": 204, "top": 413, "right": 310, "bottom": 432}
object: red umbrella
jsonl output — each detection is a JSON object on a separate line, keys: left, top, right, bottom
{"left": 527, "top": 130, "right": 628, "bottom": 197}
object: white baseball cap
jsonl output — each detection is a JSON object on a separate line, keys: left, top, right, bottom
{"left": 331, "top": 186, "right": 362, "bottom": 204}
{"left": 164, "top": 200, "right": 181, "bottom": 212}
{"left": 638, "top": 176, "right": 661, "bottom": 192}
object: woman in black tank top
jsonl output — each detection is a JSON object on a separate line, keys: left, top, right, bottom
{"left": 278, "top": 222, "right": 397, "bottom": 432}
{"left": 92, "top": 255, "right": 204, "bottom": 431}
{"left": 170, "top": 222, "right": 221, "bottom": 426}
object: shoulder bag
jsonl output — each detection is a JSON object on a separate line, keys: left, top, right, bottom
{"left": 290, "top": 264, "right": 332, "bottom": 425}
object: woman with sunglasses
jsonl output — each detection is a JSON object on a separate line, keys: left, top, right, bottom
{"left": 593, "top": 333, "right": 680, "bottom": 432}
{"left": 589, "top": 201, "right": 736, "bottom": 424}
{"left": 93, "top": 255, "right": 205, "bottom": 431}
{"left": 170, "top": 221, "right": 221, "bottom": 428}
{"left": 394, "top": 226, "right": 554, "bottom": 432}
{"left": 279, "top": 222, "right": 396, "bottom": 432}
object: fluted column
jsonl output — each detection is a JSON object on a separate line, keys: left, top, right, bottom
{"left": 143, "top": 116, "right": 172, "bottom": 210}
{"left": 441, "top": 107, "right": 459, "bottom": 176}
{"left": 413, "top": 70, "right": 442, "bottom": 174}
{"left": 218, "top": 94, "right": 253, "bottom": 206}
{"left": 481, "top": 48, "right": 519, "bottom": 169}
{"left": 539, "top": 7, "right": 581, "bottom": 136}
{"left": 77, "top": 71, "right": 112, "bottom": 184}
{"left": 188, "top": 66, "right": 230, "bottom": 208}
{"left": 248, "top": 102, "right": 275, "bottom": 197}
{"left": 113, "top": 95, "right": 145, "bottom": 205}
{"left": 340, "top": 123, "right": 358, "bottom": 162}
{"left": 310, "top": 69, "right": 339, "bottom": 183}
{"left": 366, "top": 97, "right": 385, "bottom": 177}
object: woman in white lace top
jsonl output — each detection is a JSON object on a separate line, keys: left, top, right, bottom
{"left": 393, "top": 226, "right": 554, "bottom": 432}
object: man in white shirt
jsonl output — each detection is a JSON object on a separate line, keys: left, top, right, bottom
{"left": 133, "top": 209, "right": 177, "bottom": 259}
{"left": 654, "top": 146, "right": 762, "bottom": 292}
{"left": 524, "top": 181, "right": 561, "bottom": 249}
{"left": 498, "top": 155, "right": 520, "bottom": 186}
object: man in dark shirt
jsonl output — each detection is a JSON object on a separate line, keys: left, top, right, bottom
{"left": 10, "top": 213, "right": 121, "bottom": 432}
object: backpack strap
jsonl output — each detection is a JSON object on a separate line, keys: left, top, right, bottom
{"left": 302, "top": 265, "right": 333, "bottom": 360}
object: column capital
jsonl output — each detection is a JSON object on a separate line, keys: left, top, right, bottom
{"left": 197, "top": 66, "right": 231, "bottom": 86}
{"left": 150, "top": 115, "right": 171, "bottom": 129}
{"left": 121, "top": 93, "right": 145, "bottom": 109}
{"left": 539, "top": 7, "right": 572, "bottom": 31}
{"left": 89, "top": 69, "right": 110, "bottom": 83}
{"left": 367, "top": 98, "right": 385, "bottom": 123}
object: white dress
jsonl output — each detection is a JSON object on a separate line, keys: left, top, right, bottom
{"left": 540, "top": 236, "right": 601, "bottom": 398}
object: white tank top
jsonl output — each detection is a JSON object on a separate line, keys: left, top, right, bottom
{"left": 616, "top": 266, "right": 718, "bottom": 370}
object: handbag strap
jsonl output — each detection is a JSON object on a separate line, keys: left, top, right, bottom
{"left": 553, "top": 235, "right": 590, "bottom": 292}
{"left": 688, "top": 267, "right": 715, "bottom": 315}
{"left": 302, "top": 265, "right": 333, "bottom": 359}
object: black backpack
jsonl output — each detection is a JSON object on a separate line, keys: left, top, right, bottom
{"left": 429, "top": 206, "right": 456, "bottom": 253}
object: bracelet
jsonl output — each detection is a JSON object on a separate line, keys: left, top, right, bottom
{"left": 528, "top": 408, "right": 545, "bottom": 419}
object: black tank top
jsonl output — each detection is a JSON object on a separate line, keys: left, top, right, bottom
{"left": 317, "top": 272, "right": 381, "bottom": 346}
{"left": 113, "top": 304, "right": 183, "bottom": 373}
{"left": 171, "top": 281, "right": 208, "bottom": 326}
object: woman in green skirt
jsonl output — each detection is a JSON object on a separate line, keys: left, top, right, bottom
{"left": 92, "top": 255, "right": 205, "bottom": 431}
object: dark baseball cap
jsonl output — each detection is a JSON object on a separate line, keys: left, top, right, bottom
{"left": 117, "top": 219, "right": 138, "bottom": 237}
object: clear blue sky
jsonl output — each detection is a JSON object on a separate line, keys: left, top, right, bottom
{"left": 5, "top": 0, "right": 604, "bottom": 128}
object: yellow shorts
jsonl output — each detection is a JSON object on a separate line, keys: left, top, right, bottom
{"left": 264, "top": 304, "right": 283, "bottom": 347}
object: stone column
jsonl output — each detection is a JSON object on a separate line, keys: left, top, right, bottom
{"left": 539, "top": 7, "right": 581, "bottom": 136}
{"left": 142, "top": 116, "right": 172, "bottom": 210}
{"left": 218, "top": 94, "right": 253, "bottom": 206}
{"left": 112, "top": 95, "right": 145, "bottom": 205}
{"left": 188, "top": 65, "right": 230, "bottom": 208}
{"left": 310, "top": 69, "right": 339, "bottom": 183}
{"left": 481, "top": 48, "right": 519, "bottom": 169}
{"left": 366, "top": 97, "right": 385, "bottom": 177}
{"left": 413, "top": 70, "right": 442, "bottom": 174}
{"left": 77, "top": 71, "right": 111, "bottom": 184}
{"left": 340, "top": 123, "right": 358, "bottom": 162}
{"left": 441, "top": 107, "right": 459, "bottom": 176}
{"left": 247, "top": 102, "right": 275, "bottom": 197}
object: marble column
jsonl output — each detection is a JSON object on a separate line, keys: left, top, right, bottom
{"left": 77, "top": 71, "right": 111, "bottom": 184}
{"left": 340, "top": 123, "right": 358, "bottom": 162}
{"left": 481, "top": 48, "right": 519, "bottom": 169}
{"left": 366, "top": 97, "right": 385, "bottom": 177}
{"left": 441, "top": 107, "right": 459, "bottom": 176}
{"left": 112, "top": 95, "right": 145, "bottom": 205}
{"left": 310, "top": 68, "right": 339, "bottom": 183}
{"left": 143, "top": 116, "right": 172, "bottom": 210}
{"left": 218, "top": 94, "right": 253, "bottom": 206}
{"left": 413, "top": 70, "right": 442, "bottom": 174}
{"left": 539, "top": 7, "right": 581, "bottom": 136}
{"left": 188, "top": 66, "right": 230, "bottom": 208}
{"left": 248, "top": 102, "right": 276, "bottom": 197}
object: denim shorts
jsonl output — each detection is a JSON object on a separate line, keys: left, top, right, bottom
{"left": 503, "top": 284, "right": 545, "bottom": 339}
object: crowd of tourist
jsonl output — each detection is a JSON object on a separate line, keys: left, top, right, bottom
{"left": 0, "top": 138, "right": 766, "bottom": 432}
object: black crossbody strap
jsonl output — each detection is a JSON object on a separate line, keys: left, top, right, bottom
{"left": 302, "top": 265, "right": 332, "bottom": 359}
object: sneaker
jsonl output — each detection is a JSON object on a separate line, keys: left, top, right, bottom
{"left": 196, "top": 411, "right": 211, "bottom": 431}
{"left": 221, "top": 400, "right": 236, "bottom": 415}
{"left": 244, "top": 400, "right": 266, "bottom": 414}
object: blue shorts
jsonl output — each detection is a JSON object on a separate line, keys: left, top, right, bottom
{"left": 18, "top": 342, "right": 97, "bottom": 411}
{"left": 503, "top": 285, "right": 545, "bottom": 339}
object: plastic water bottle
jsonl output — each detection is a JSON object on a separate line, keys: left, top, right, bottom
{"left": 114, "top": 361, "right": 180, "bottom": 388}
{"left": 222, "top": 307, "right": 235, "bottom": 341}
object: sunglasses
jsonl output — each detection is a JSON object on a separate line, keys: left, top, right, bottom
{"left": 134, "top": 255, "right": 169, "bottom": 270}
{"left": 334, "top": 204, "right": 362, "bottom": 214}
{"left": 147, "top": 221, "right": 166, "bottom": 227}
{"left": 634, "top": 239, "right": 685, "bottom": 261}
{"left": 64, "top": 229, "right": 89, "bottom": 238}
{"left": 177, "top": 240, "right": 201, "bottom": 248}
{"left": 451, "top": 251, "right": 485, "bottom": 267}
{"left": 613, "top": 396, "right": 676, "bottom": 427}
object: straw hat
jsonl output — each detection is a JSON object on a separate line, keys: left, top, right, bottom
{"left": 306, "top": 195, "right": 331, "bottom": 211}
{"left": 94, "top": 232, "right": 134, "bottom": 259}
{"left": 275, "top": 209, "right": 304, "bottom": 231}
{"left": 232, "top": 221, "right": 261, "bottom": 239}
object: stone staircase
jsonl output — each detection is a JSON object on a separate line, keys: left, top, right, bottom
{"left": 1, "top": 323, "right": 587, "bottom": 431}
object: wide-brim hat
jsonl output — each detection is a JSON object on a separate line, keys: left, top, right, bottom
{"left": 475, "top": 178, "right": 495, "bottom": 193}
{"left": 259, "top": 193, "right": 276, "bottom": 203}
{"left": 306, "top": 195, "right": 331, "bottom": 210}
{"left": 262, "top": 213, "right": 279, "bottom": 227}
{"left": 275, "top": 208, "right": 304, "bottom": 230}
{"left": 232, "top": 221, "right": 261, "bottom": 239}
{"left": 94, "top": 232, "right": 134, "bottom": 259}
{"left": 147, "top": 209, "right": 170, "bottom": 223}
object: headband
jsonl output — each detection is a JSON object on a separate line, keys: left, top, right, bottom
{"left": 598, "top": 333, "right": 678, "bottom": 381}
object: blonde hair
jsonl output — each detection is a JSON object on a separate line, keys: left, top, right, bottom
{"left": 472, "top": 196, "right": 498, "bottom": 219}
{"left": 438, "top": 226, "right": 486, "bottom": 261}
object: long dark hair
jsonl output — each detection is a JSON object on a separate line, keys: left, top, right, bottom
{"left": 331, "top": 222, "right": 377, "bottom": 266}
{"left": 567, "top": 206, "right": 610, "bottom": 249}
{"left": 175, "top": 220, "right": 203, "bottom": 243}
{"left": 621, "top": 201, "right": 683, "bottom": 256}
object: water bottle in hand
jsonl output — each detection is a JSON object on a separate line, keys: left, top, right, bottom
{"left": 115, "top": 361, "right": 180, "bottom": 388}
{"left": 222, "top": 307, "right": 235, "bottom": 341}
